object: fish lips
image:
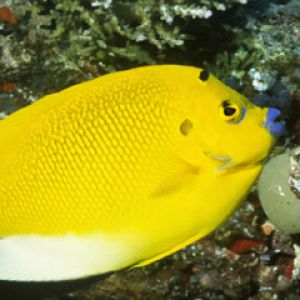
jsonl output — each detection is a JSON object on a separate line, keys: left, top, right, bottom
{"left": 264, "top": 107, "right": 286, "bottom": 137}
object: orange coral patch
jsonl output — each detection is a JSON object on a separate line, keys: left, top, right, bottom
{"left": 0, "top": 7, "right": 17, "bottom": 25}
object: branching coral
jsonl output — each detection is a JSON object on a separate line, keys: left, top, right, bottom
{"left": 242, "top": 0, "right": 300, "bottom": 92}
{"left": 0, "top": 0, "right": 249, "bottom": 104}
{"left": 0, "top": 0, "right": 297, "bottom": 113}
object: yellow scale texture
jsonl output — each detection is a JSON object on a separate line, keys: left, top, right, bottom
{"left": 1, "top": 70, "right": 176, "bottom": 234}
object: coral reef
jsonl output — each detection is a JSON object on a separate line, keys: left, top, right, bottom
{"left": 251, "top": 77, "right": 292, "bottom": 111}
{"left": 250, "top": 0, "right": 300, "bottom": 93}
{"left": 0, "top": 0, "right": 249, "bottom": 109}
{"left": 290, "top": 147, "right": 300, "bottom": 198}
{"left": 0, "top": 0, "right": 298, "bottom": 108}
{"left": 206, "top": 0, "right": 299, "bottom": 108}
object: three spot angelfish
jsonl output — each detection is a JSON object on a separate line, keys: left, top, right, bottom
{"left": 0, "top": 65, "right": 284, "bottom": 296}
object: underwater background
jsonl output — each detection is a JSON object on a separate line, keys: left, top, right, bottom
{"left": 0, "top": 0, "right": 299, "bottom": 299}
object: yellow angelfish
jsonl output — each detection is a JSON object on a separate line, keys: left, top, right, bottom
{"left": 0, "top": 65, "right": 283, "bottom": 282}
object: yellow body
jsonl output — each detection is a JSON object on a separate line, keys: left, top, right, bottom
{"left": 0, "top": 65, "right": 274, "bottom": 280}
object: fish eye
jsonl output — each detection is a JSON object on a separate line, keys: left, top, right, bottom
{"left": 224, "top": 106, "right": 236, "bottom": 116}
{"left": 219, "top": 100, "right": 243, "bottom": 123}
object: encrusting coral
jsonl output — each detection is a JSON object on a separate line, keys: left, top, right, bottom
{"left": 0, "top": 0, "right": 250, "bottom": 110}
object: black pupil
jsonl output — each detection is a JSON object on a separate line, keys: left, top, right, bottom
{"left": 224, "top": 106, "right": 236, "bottom": 116}
{"left": 199, "top": 70, "right": 209, "bottom": 81}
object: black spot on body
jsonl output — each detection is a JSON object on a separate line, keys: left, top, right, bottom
{"left": 199, "top": 70, "right": 209, "bottom": 81}
{"left": 180, "top": 119, "right": 193, "bottom": 136}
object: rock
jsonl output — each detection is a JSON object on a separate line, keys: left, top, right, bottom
{"left": 258, "top": 147, "right": 300, "bottom": 234}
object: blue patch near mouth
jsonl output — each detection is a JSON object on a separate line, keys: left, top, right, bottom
{"left": 264, "top": 108, "right": 285, "bottom": 136}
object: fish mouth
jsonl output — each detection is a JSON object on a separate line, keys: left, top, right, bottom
{"left": 203, "top": 152, "right": 233, "bottom": 170}
{"left": 204, "top": 152, "right": 264, "bottom": 173}
{"left": 264, "top": 107, "right": 285, "bottom": 137}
